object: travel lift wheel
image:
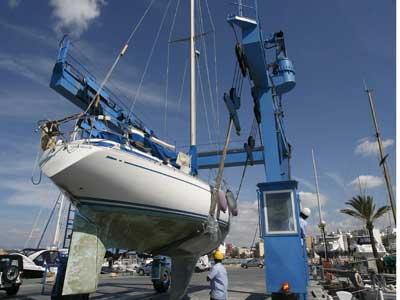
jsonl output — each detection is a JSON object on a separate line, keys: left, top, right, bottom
{"left": 5, "top": 285, "right": 20, "bottom": 296}
{"left": 51, "top": 257, "right": 89, "bottom": 300}
{"left": 152, "top": 270, "right": 171, "bottom": 293}
{"left": 271, "top": 293, "right": 299, "bottom": 300}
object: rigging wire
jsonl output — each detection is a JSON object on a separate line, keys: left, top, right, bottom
{"left": 177, "top": 57, "right": 189, "bottom": 114}
{"left": 82, "top": 0, "right": 157, "bottom": 115}
{"left": 25, "top": 207, "right": 44, "bottom": 248}
{"left": 164, "top": 0, "right": 182, "bottom": 136}
{"left": 195, "top": 5, "right": 219, "bottom": 182}
{"left": 36, "top": 192, "right": 62, "bottom": 248}
{"left": 128, "top": 0, "right": 173, "bottom": 119}
{"left": 249, "top": 221, "right": 260, "bottom": 250}
{"left": 196, "top": 57, "right": 212, "bottom": 148}
{"left": 197, "top": 0, "right": 219, "bottom": 182}
{"left": 198, "top": 0, "right": 217, "bottom": 137}
{"left": 204, "top": 0, "right": 221, "bottom": 144}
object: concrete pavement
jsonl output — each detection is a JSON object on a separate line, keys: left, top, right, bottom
{"left": 0, "top": 266, "right": 267, "bottom": 300}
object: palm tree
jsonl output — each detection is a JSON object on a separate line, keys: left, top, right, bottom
{"left": 340, "top": 195, "right": 390, "bottom": 272}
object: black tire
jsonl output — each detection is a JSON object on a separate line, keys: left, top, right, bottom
{"left": 3, "top": 266, "right": 19, "bottom": 283}
{"left": 258, "top": 264, "right": 264, "bottom": 269}
{"left": 153, "top": 271, "right": 170, "bottom": 293}
{"left": 243, "top": 265, "right": 248, "bottom": 269}
{"left": 5, "top": 285, "right": 20, "bottom": 296}
{"left": 138, "top": 269, "right": 144, "bottom": 276}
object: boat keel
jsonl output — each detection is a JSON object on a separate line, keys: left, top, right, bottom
{"left": 62, "top": 214, "right": 106, "bottom": 296}
{"left": 169, "top": 255, "right": 198, "bottom": 299}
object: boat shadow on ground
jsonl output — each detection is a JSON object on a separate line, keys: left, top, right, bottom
{"left": 89, "top": 286, "right": 266, "bottom": 300}
{"left": 89, "top": 284, "right": 211, "bottom": 300}
{"left": 1, "top": 296, "right": 38, "bottom": 300}
{"left": 227, "top": 289, "right": 267, "bottom": 300}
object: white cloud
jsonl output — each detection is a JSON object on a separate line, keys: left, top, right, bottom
{"left": 49, "top": 0, "right": 106, "bottom": 37}
{"left": 325, "top": 172, "right": 345, "bottom": 188}
{"left": 294, "top": 176, "right": 316, "bottom": 192}
{"left": 0, "top": 53, "right": 54, "bottom": 87}
{"left": 0, "top": 178, "right": 59, "bottom": 207}
{"left": 8, "top": 0, "right": 21, "bottom": 9}
{"left": 349, "top": 175, "right": 384, "bottom": 190}
{"left": 226, "top": 200, "right": 259, "bottom": 247}
{"left": 298, "top": 191, "right": 327, "bottom": 209}
{"left": 0, "top": 18, "right": 57, "bottom": 47}
{"left": 355, "top": 137, "right": 394, "bottom": 157}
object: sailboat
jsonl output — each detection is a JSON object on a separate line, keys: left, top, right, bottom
{"left": 38, "top": 1, "right": 233, "bottom": 298}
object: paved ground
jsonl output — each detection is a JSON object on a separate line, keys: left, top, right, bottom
{"left": 0, "top": 266, "right": 267, "bottom": 300}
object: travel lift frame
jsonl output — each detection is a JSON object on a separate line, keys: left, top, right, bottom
{"left": 50, "top": 4, "right": 307, "bottom": 299}
{"left": 197, "top": 9, "right": 308, "bottom": 300}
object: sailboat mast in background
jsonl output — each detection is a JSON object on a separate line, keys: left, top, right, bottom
{"left": 364, "top": 85, "right": 396, "bottom": 225}
{"left": 311, "top": 149, "right": 328, "bottom": 261}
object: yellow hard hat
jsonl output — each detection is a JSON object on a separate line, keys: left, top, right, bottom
{"left": 213, "top": 250, "right": 224, "bottom": 260}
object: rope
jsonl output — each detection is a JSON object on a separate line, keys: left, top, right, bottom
{"left": 230, "top": 23, "right": 240, "bottom": 44}
{"left": 128, "top": 0, "right": 173, "bottom": 118}
{"left": 235, "top": 118, "right": 257, "bottom": 202}
{"left": 31, "top": 138, "right": 43, "bottom": 185}
{"left": 164, "top": 0, "right": 181, "bottom": 136}
{"left": 83, "top": 0, "right": 157, "bottom": 116}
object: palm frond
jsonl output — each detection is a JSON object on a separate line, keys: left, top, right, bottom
{"left": 340, "top": 208, "right": 365, "bottom": 221}
{"left": 341, "top": 194, "right": 382, "bottom": 222}
{"left": 372, "top": 205, "right": 391, "bottom": 221}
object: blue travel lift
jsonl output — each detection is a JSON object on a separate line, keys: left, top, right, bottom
{"left": 197, "top": 8, "right": 309, "bottom": 300}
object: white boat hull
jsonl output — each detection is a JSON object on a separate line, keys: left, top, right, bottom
{"left": 39, "top": 140, "right": 229, "bottom": 253}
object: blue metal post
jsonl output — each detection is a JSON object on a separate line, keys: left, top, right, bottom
{"left": 258, "top": 88, "right": 283, "bottom": 181}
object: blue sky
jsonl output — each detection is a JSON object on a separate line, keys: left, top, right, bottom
{"left": 0, "top": 0, "right": 395, "bottom": 248}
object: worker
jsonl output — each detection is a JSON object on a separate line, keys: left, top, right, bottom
{"left": 300, "top": 207, "right": 310, "bottom": 241}
{"left": 300, "top": 207, "right": 311, "bottom": 283}
{"left": 207, "top": 250, "right": 228, "bottom": 300}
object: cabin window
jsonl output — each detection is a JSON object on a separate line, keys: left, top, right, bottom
{"left": 264, "top": 190, "right": 297, "bottom": 234}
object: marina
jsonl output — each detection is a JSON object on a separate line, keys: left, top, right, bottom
{"left": 0, "top": 0, "right": 396, "bottom": 299}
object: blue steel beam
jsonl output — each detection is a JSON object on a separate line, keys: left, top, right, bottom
{"left": 50, "top": 36, "right": 150, "bottom": 134}
{"left": 198, "top": 146, "right": 264, "bottom": 169}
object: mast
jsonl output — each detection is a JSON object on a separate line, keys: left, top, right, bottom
{"left": 364, "top": 86, "right": 396, "bottom": 225}
{"left": 311, "top": 149, "right": 328, "bottom": 261}
{"left": 190, "top": 0, "right": 196, "bottom": 148}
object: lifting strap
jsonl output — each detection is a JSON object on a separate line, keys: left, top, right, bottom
{"left": 209, "top": 119, "right": 234, "bottom": 217}
{"left": 235, "top": 43, "right": 247, "bottom": 77}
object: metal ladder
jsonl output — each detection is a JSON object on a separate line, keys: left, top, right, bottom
{"left": 62, "top": 202, "right": 76, "bottom": 249}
